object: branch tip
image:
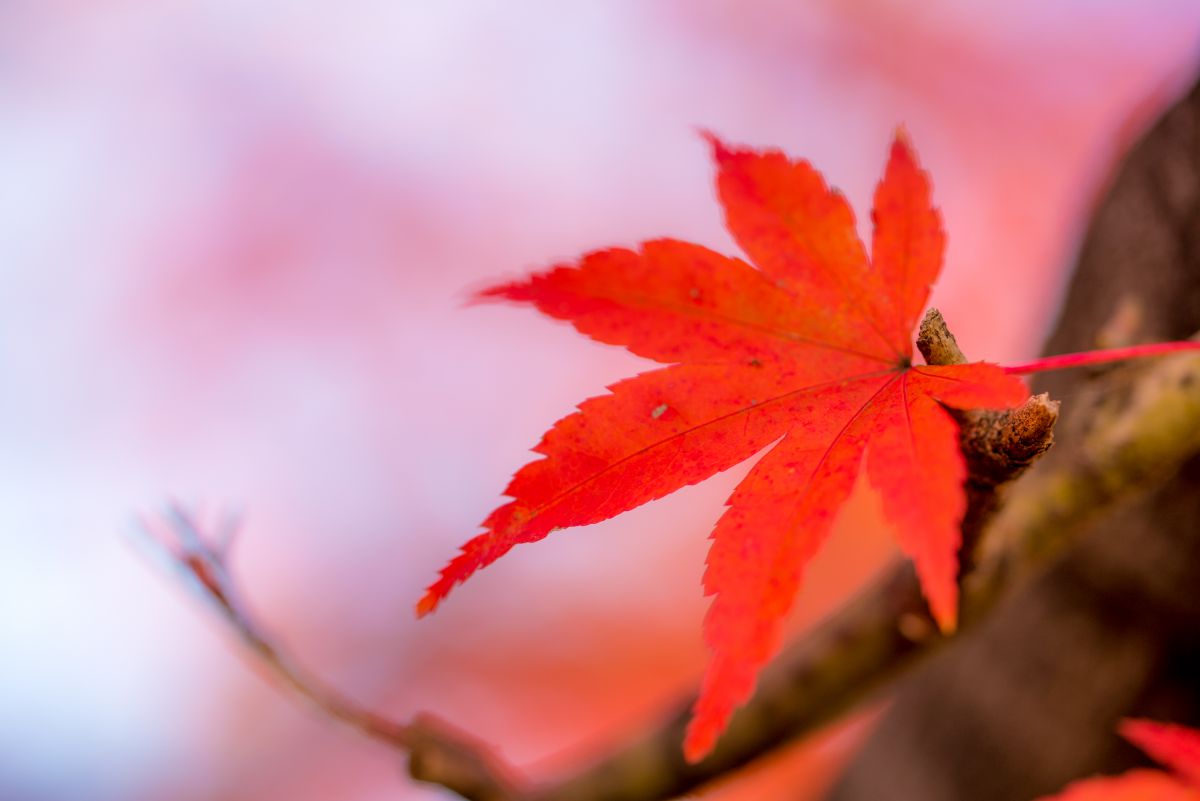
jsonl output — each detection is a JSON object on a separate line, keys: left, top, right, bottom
{"left": 917, "top": 308, "right": 966, "bottom": 366}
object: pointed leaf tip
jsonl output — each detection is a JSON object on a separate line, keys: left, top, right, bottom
{"left": 700, "top": 128, "right": 736, "bottom": 164}
{"left": 415, "top": 582, "right": 448, "bottom": 618}
{"left": 933, "top": 602, "right": 958, "bottom": 635}
{"left": 682, "top": 739, "right": 710, "bottom": 764}
{"left": 433, "top": 129, "right": 1022, "bottom": 756}
{"left": 1120, "top": 718, "right": 1200, "bottom": 786}
{"left": 415, "top": 592, "right": 439, "bottom": 618}
{"left": 886, "top": 129, "right": 921, "bottom": 178}
{"left": 683, "top": 714, "right": 719, "bottom": 763}
{"left": 470, "top": 277, "right": 528, "bottom": 305}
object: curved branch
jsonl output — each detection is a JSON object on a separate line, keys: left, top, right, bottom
{"left": 133, "top": 506, "right": 525, "bottom": 801}
{"left": 138, "top": 308, "right": 1061, "bottom": 801}
{"left": 513, "top": 310, "right": 1060, "bottom": 801}
{"left": 152, "top": 322, "right": 1200, "bottom": 799}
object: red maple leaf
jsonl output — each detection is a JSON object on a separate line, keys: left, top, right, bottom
{"left": 416, "top": 129, "right": 1033, "bottom": 760}
{"left": 1035, "top": 719, "right": 1200, "bottom": 800}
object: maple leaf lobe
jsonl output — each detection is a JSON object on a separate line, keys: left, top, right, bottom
{"left": 1039, "top": 770, "right": 1199, "bottom": 801}
{"left": 418, "top": 131, "right": 1028, "bottom": 764}
{"left": 1034, "top": 720, "right": 1200, "bottom": 800}
{"left": 1121, "top": 719, "right": 1200, "bottom": 787}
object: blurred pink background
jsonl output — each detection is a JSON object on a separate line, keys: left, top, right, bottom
{"left": 2, "top": 2, "right": 1199, "bottom": 799}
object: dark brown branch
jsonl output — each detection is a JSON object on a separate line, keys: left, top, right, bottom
{"left": 966, "top": 338, "right": 1200, "bottom": 609}
{"left": 142, "top": 299, "right": 1072, "bottom": 801}
{"left": 826, "top": 73, "right": 1200, "bottom": 801}
{"left": 509, "top": 309, "right": 1059, "bottom": 801}
{"left": 140, "top": 306, "right": 1062, "bottom": 801}
{"left": 529, "top": 561, "right": 935, "bottom": 801}
{"left": 142, "top": 75, "right": 1200, "bottom": 800}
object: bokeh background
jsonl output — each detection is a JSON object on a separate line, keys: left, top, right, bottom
{"left": 3, "top": 2, "right": 1200, "bottom": 800}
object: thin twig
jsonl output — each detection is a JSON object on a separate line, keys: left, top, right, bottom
{"left": 133, "top": 504, "right": 524, "bottom": 801}
{"left": 139, "top": 308, "right": 1065, "bottom": 801}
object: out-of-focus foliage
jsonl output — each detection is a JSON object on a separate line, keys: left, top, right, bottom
{"left": 1, "top": 2, "right": 1198, "bottom": 800}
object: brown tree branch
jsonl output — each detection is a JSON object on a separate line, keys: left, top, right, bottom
{"left": 513, "top": 309, "right": 1058, "bottom": 801}
{"left": 966, "top": 336, "right": 1200, "bottom": 613}
{"left": 134, "top": 505, "right": 525, "bottom": 801}
{"left": 825, "top": 74, "right": 1200, "bottom": 801}
{"left": 148, "top": 322, "right": 1200, "bottom": 800}
{"left": 142, "top": 75, "right": 1200, "bottom": 800}
{"left": 138, "top": 308, "right": 1062, "bottom": 801}
{"left": 538, "top": 334, "right": 1200, "bottom": 801}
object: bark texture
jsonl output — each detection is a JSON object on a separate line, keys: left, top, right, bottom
{"left": 825, "top": 75, "right": 1200, "bottom": 801}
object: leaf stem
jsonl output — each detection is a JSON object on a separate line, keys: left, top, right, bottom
{"left": 1004, "top": 341, "right": 1200, "bottom": 375}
